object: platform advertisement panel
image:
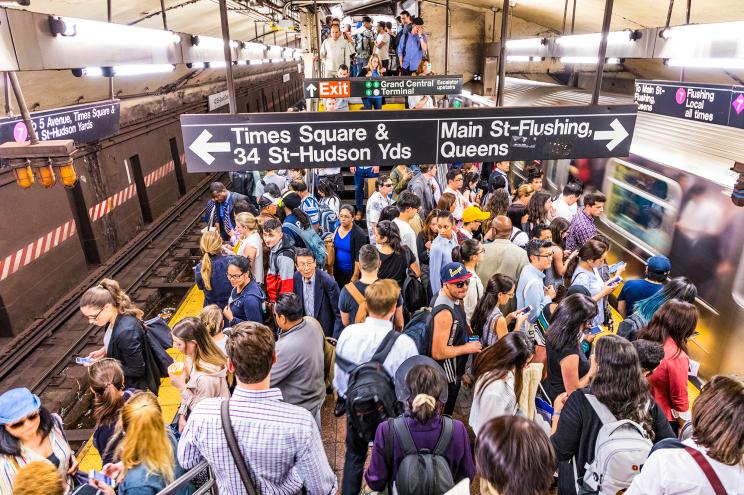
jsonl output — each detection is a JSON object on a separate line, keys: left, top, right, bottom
{"left": 180, "top": 104, "right": 637, "bottom": 172}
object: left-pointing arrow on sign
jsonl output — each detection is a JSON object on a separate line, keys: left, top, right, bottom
{"left": 306, "top": 83, "right": 317, "bottom": 97}
{"left": 189, "top": 130, "right": 230, "bottom": 165}
{"left": 593, "top": 118, "right": 629, "bottom": 151}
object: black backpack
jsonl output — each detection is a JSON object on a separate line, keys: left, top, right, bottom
{"left": 617, "top": 313, "right": 645, "bottom": 341}
{"left": 402, "top": 248, "right": 428, "bottom": 315}
{"left": 336, "top": 331, "right": 402, "bottom": 441}
{"left": 386, "top": 416, "right": 456, "bottom": 495}
{"left": 402, "top": 308, "right": 434, "bottom": 357}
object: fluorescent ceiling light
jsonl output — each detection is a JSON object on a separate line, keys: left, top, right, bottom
{"left": 189, "top": 62, "right": 207, "bottom": 69}
{"left": 236, "top": 60, "right": 248, "bottom": 65}
{"left": 505, "top": 38, "right": 545, "bottom": 50}
{"left": 112, "top": 64, "right": 175, "bottom": 75}
{"left": 271, "top": 58, "right": 284, "bottom": 63}
{"left": 560, "top": 56, "right": 621, "bottom": 64}
{"left": 664, "top": 58, "right": 744, "bottom": 69}
{"left": 461, "top": 89, "right": 472, "bottom": 96}
{"left": 209, "top": 61, "right": 227, "bottom": 68}
{"left": 506, "top": 55, "right": 544, "bottom": 62}
{"left": 49, "top": 16, "right": 181, "bottom": 46}
{"left": 192, "top": 35, "right": 237, "bottom": 49}
{"left": 249, "top": 59, "right": 264, "bottom": 65}
{"left": 556, "top": 30, "right": 634, "bottom": 47}
{"left": 660, "top": 21, "right": 744, "bottom": 40}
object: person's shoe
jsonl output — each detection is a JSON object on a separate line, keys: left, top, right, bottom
{"left": 334, "top": 397, "right": 347, "bottom": 417}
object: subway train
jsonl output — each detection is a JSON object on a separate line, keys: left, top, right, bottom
{"left": 462, "top": 78, "right": 744, "bottom": 378}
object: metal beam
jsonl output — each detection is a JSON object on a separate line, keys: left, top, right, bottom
{"left": 7, "top": 72, "right": 37, "bottom": 145}
{"left": 160, "top": 0, "right": 169, "bottom": 30}
{"left": 590, "top": 0, "right": 614, "bottom": 105}
{"left": 218, "top": 0, "right": 238, "bottom": 114}
{"left": 495, "top": 0, "right": 510, "bottom": 106}
{"left": 444, "top": 0, "right": 450, "bottom": 74}
{"left": 107, "top": 0, "right": 115, "bottom": 100}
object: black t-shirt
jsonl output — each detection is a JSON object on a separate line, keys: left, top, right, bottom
{"left": 378, "top": 247, "right": 414, "bottom": 287}
{"left": 506, "top": 203, "right": 527, "bottom": 231}
{"left": 544, "top": 342, "right": 591, "bottom": 402}
{"left": 551, "top": 388, "right": 675, "bottom": 495}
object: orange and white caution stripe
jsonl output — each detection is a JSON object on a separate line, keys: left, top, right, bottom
{"left": 0, "top": 160, "right": 177, "bottom": 282}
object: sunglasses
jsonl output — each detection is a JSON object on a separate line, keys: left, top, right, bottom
{"left": 8, "top": 411, "right": 40, "bottom": 429}
{"left": 450, "top": 279, "right": 470, "bottom": 288}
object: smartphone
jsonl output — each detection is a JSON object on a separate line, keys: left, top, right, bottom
{"left": 608, "top": 261, "right": 626, "bottom": 274}
{"left": 609, "top": 276, "right": 623, "bottom": 285}
{"left": 468, "top": 336, "right": 480, "bottom": 342}
{"left": 90, "top": 470, "right": 116, "bottom": 488}
{"left": 519, "top": 305, "right": 533, "bottom": 314}
{"left": 75, "top": 356, "right": 92, "bottom": 365}
{"left": 588, "top": 326, "right": 602, "bottom": 335}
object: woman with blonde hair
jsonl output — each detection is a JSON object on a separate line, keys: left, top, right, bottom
{"left": 200, "top": 304, "right": 227, "bottom": 353}
{"left": 194, "top": 230, "right": 232, "bottom": 309}
{"left": 169, "top": 317, "right": 229, "bottom": 432}
{"left": 79, "top": 279, "right": 158, "bottom": 392}
{"left": 234, "top": 212, "right": 264, "bottom": 285}
{"left": 409, "top": 58, "right": 435, "bottom": 109}
{"left": 89, "top": 358, "right": 133, "bottom": 466}
{"left": 359, "top": 54, "right": 384, "bottom": 110}
{"left": 89, "top": 392, "right": 188, "bottom": 495}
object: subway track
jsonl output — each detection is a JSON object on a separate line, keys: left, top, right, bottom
{"left": 0, "top": 172, "right": 223, "bottom": 418}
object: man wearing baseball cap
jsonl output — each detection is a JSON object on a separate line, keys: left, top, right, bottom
{"left": 459, "top": 205, "right": 490, "bottom": 241}
{"left": 431, "top": 262, "right": 482, "bottom": 414}
{"left": 617, "top": 255, "right": 671, "bottom": 316}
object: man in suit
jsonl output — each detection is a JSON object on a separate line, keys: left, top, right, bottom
{"left": 293, "top": 248, "right": 342, "bottom": 337}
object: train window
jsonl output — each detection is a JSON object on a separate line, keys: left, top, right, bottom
{"left": 601, "top": 159, "right": 682, "bottom": 255}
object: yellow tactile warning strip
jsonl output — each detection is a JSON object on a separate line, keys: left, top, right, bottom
{"left": 78, "top": 286, "right": 205, "bottom": 471}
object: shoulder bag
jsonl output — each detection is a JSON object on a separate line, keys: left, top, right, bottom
{"left": 221, "top": 399, "right": 258, "bottom": 495}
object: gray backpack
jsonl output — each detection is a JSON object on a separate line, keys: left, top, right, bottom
{"left": 579, "top": 394, "right": 652, "bottom": 494}
{"left": 388, "top": 416, "right": 455, "bottom": 495}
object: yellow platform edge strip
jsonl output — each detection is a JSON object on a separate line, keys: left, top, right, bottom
{"left": 79, "top": 286, "right": 205, "bottom": 471}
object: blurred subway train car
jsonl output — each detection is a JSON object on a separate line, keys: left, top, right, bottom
{"left": 463, "top": 79, "right": 744, "bottom": 378}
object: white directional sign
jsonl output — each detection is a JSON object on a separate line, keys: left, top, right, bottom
{"left": 180, "top": 104, "right": 637, "bottom": 172}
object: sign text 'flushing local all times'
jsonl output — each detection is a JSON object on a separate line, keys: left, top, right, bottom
{"left": 180, "top": 105, "right": 637, "bottom": 172}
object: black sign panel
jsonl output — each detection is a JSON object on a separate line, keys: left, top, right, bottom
{"left": 180, "top": 104, "right": 638, "bottom": 172}
{"left": 0, "top": 100, "right": 121, "bottom": 145}
{"left": 303, "top": 75, "right": 463, "bottom": 99}
{"left": 635, "top": 80, "right": 744, "bottom": 129}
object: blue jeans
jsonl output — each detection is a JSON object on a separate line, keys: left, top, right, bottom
{"left": 362, "top": 97, "right": 382, "bottom": 110}
{"left": 354, "top": 167, "right": 378, "bottom": 212}
{"left": 354, "top": 58, "right": 368, "bottom": 77}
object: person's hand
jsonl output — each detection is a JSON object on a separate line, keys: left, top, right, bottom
{"left": 545, "top": 284, "right": 557, "bottom": 299}
{"left": 223, "top": 305, "right": 233, "bottom": 322}
{"left": 464, "top": 340, "right": 482, "bottom": 354}
{"left": 89, "top": 479, "right": 116, "bottom": 495}
{"left": 615, "top": 262, "right": 627, "bottom": 276}
{"left": 67, "top": 455, "right": 80, "bottom": 475}
{"left": 178, "top": 414, "right": 188, "bottom": 433}
{"left": 87, "top": 347, "right": 106, "bottom": 362}
{"left": 425, "top": 240, "right": 432, "bottom": 250}
{"left": 168, "top": 369, "right": 187, "bottom": 390}
{"left": 588, "top": 353, "right": 598, "bottom": 377}
{"left": 583, "top": 333, "right": 597, "bottom": 344}
{"left": 102, "top": 462, "right": 124, "bottom": 482}
{"left": 516, "top": 311, "right": 530, "bottom": 328}
{"left": 372, "top": 166, "right": 380, "bottom": 173}
{"left": 601, "top": 278, "right": 621, "bottom": 296}
{"left": 554, "top": 392, "right": 569, "bottom": 414}
{"left": 350, "top": 167, "right": 356, "bottom": 174}
{"left": 226, "top": 229, "right": 235, "bottom": 238}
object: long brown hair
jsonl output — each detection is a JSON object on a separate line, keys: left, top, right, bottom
{"left": 406, "top": 364, "right": 445, "bottom": 424}
{"left": 199, "top": 231, "right": 223, "bottom": 291}
{"left": 691, "top": 375, "right": 744, "bottom": 466}
{"left": 564, "top": 239, "right": 607, "bottom": 286}
{"left": 89, "top": 358, "right": 126, "bottom": 425}
{"left": 471, "top": 332, "right": 534, "bottom": 404}
{"left": 437, "top": 192, "right": 456, "bottom": 213}
{"left": 80, "top": 278, "right": 143, "bottom": 320}
{"left": 637, "top": 299, "right": 698, "bottom": 356}
{"left": 171, "top": 317, "right": 227, "bottom": 371}
{"left": 423, "top": 209, "right": 439, "bottom": 243}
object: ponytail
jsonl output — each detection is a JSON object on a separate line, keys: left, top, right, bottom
{"left": 564, "top": 239, "right": 607, "bottom": 286}
{"left": 199, "top": 231, "right": 223, "bottom": 291}
{"left": 563, "top": 254, "right": 580, "bottom": 287}
{"left": 410, "top": 394, "right": 437, "bottom": 424}
{"left": 89, "top": 358, "right": 126, "bottom": 426}
{"left": 376, "top": 220, "right": 403, "bottom": 254}
{"left": 293, "top": 208, "right": 311, "bottom": 230}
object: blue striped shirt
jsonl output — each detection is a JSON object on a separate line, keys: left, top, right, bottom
{"left": 178, "top": 387, "right": 336, "bottom": 495}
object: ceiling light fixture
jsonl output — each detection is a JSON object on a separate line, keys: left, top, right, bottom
{"left": 660, "top": 22, "right": 744, "bottom": 40}
{"left": 506, "top": 55, "right": 545, "bottom": 62}
{"left": 560, "top": 56, "right": 622, "bottom": 64}
{"left": 556, "top": 30, "right": 636, "bottom": 47}
{"left": 505, "top": 37, "right": 546, "bottom": 50}
{"left": 71, "top": 64, "right": 176, "bottom": 77}
{"left": 49, "top": 15, "right": 181, "bottom": 45}
{"left": 664, "top": 57, "right": 744, "bottom": 69}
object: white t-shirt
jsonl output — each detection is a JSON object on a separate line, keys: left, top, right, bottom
{"left": 238, "top": 231, "right": 264, "bottom": 284}
{"left": 463, "top": 267, "right": 483, "bottom": 324}
{"left": 408, "top": 94, "right": 435, "bottom": 109}
{"left": 626, "top": 438, "right": 744, "bottom": 494}
{"left": 554, "top": 194, "right": 578, "bottom": 222}
{"left": 374, "top": 32, "right": 390, "bottom": 60}
{"left": 394, "top": 217, "right": 419, "bottom": 265}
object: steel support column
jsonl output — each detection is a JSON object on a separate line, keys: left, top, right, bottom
{"left": 590, "top": 0, "right": 614, "bottom": 105}
{"left": 444, "top": 0, "right": 450, "bottom": 74}
{"left": 495, "top": 0, "right": 510, "bottom": 106}
{"left": 218, "top": 0, "right": 238, "bottom": 114}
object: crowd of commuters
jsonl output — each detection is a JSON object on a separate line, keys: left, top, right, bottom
{"left": 3, "top": 18, "right": 743, "bottom": 492}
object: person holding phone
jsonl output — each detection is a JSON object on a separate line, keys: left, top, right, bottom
{"left": 516, "top": 239, "right": 557, "bottom": 338}
{"left": 470, "top": 274, "right": 529, "bottom": 347}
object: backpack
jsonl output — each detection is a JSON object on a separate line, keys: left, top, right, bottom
{"left": 579, "top": 393, "right": 653, "bottom": 494}
{"left": 617, "top": 313, "right": 645, "bottom": 341}
{"left": 229, "top": 171, "right": 255, "bottom": 197}
{"left": 386, "top": 416, "right": 456, "bottom": 495}
{"left": 345, "top": 282, "right": 369, "bottom": 324}
{"left": 283, "top": 221, "right": 327, "bottom": 267}
{"left": 335, "top": 331, "right": 402, "bottom": 441}
{"left": 318, "top": 201, "right": 340, "bottom": 236}
{"left": 402, "top": 250, "right": 428, "bottom": 315}
{"left": 143, "top": 316, "right": 174, "bottom": 378}
{"left": 402, "top": 307, "right": 434, "bottom": 357}
{"left": 306, "top": 317, "right": 336, "bottom": 391}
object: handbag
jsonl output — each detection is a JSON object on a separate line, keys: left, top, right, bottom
{"left": 221, "top": 399, "right": 258, "bottom": 495}
{"left": 202, "top": 204, "right": 217, "bottom": 234}
{"left": 325, "top": 229, "right": 337, "bottom": 274}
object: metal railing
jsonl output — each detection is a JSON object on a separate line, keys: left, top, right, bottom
{"left": 158, "top": 462, "right": 217, "bottom": 495}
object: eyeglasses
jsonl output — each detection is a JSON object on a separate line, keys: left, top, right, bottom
{"left": 227, "top": 272, "right": 245, "bottom": 280}
{"left": 297, "top": 260, "right": 316, "bottom": 268}
{"left": 535, "top": 252, "right": 554, "bottom": 258}
{"left": 453, "top": 177, "right": 464, "bottom": 182}
{"left": 85, "top": 307, "right": 105, "bottom": 322}
{"left": 450, "top": 280, "right": 470, "bottom": 288}
{"left": 8, "top": 411, "right": 40, "bottom": 429}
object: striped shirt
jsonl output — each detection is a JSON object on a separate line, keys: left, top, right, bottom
{"left": 177, "top": 388, "right": 337, "bottom": 495}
